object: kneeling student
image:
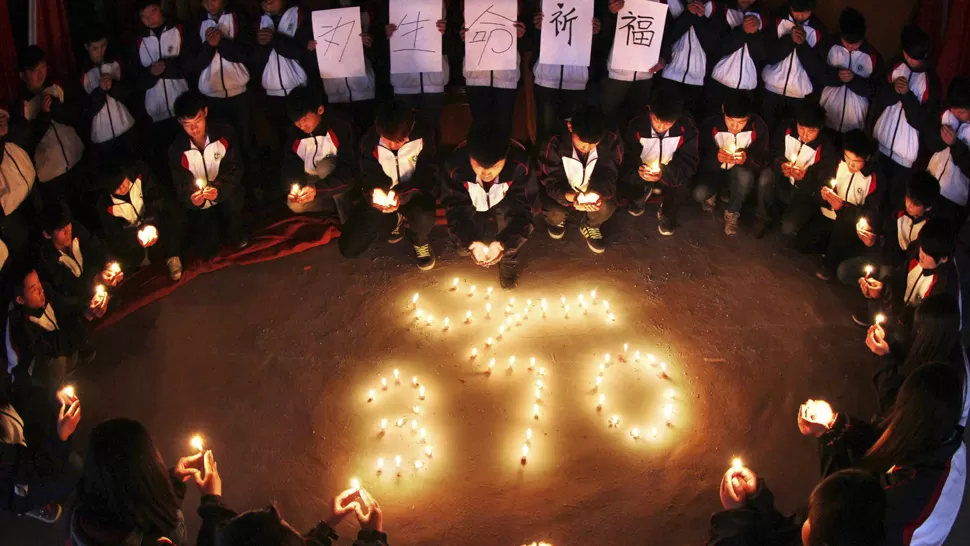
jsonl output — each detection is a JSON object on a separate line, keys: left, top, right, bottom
{"left": 693, "top": 91, "right": 770, "bottom": 236}
{"left": 36, "top": 203, "right": 120, "bottom": 306}
{"left": 539, "top": 105, "right": 622, "bottom": 254}
{"left": 442, "top": 126, "right": 535, "bottom": 289}
{"left": 767, "top": 103, "right": 830, "bottom": 237}
{"left": 340, "top": 101, "right": 438, "bottom": 270}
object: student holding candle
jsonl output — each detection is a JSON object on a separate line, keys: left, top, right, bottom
{"left": 922, "top": 76, "right": 970, "bottom": 226}
{"left": 539, "top": 105, "right": 622, "bottom": 254}
{"left": 36, "top": 203, "right": 119, "bottom": 305}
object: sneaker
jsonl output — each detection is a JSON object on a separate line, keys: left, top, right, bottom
{"left": 388, "top": 213, "right": 405, "bottom": 244}
{"left": 815, "top": 267, "right": 833, "bottom": 281}
{"left": 580, "top": 223, "right": 606, "bottom": 254}
{"left": 753, "top": 219, "right": 769, "bottom": 239}
{"left": 499, "top": 261, "right": 518, "bottom": 289}
{"left": 627, "top": 199, "right": 647, "bottom": 217}
{"left": 547, "top": 221, "right": 566, "bottom": 240}
{"left": 657, "top": 212, "right": 675, "bottom": 236}
{"left": 24, "top": 503, "right": 62, "bottom": 523}
{"left": 166, "top": 256, "right": 183, "bottom": 281}
{"left": 724, "top": 211, "right": 740, "bottom": 236}
{"left": 414, "top": 244, "right": 436, "bottom": 271}
{"left": 701, "top": 195, "right": 717, "bottom": 213}
{"left": 851, "top": 314, "right": 870, "bottom": 327}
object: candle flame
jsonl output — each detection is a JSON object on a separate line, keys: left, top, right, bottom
{"left": 350, "top": 478, "right": 360, "bottom": 490}
{"left": 732, "top": 457, "right": 743, "bottom": 471}
{"left": 190, "top": 434, "right": 204, "bottom": 452}
{"left": 875, "top": 314, "right": 886, "bottom": 326}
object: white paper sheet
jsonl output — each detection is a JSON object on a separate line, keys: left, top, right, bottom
{"left": 464, "top": 0, "right": 519, "bottom": 72}
{"left": 389, "top": 0, "right": 443, "bottom": 74}
{"left": 312, "top": 8, "right": 366, "bottom": 79}
{"left": 609, "top": 0, "right": 668, "bottom": 73}
{"left": 538, "top": 0, "right": 594, "bottom": 67}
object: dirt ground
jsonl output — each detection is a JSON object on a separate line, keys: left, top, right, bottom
{"left": 5, "top": 207, "right": 969, "bottom": 546}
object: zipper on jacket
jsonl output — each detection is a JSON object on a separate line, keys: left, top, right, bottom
{"left": 50, "top": 124, "right": 71, "bottom": 171}
{"left": 781, "top": 48, "right": 795, "bottom": 97}
{"left": 888, "top": 108, "right": 903, "bottom": 162}
{"left": 100, "top": 65, "right": 117, "bottom": 139}
{"left": 837, "top": 52, "right": 853, "bottom": 132}
{"left": 559, "top": 65, "right": 564, "bottom": 90}
{"left": 345, "top": 78, "right": 353, "bottom": 102}
{"left": 420, "top": 72, "right": 424, "bottom": 94}
{"left": 841, "top": 172, "right": 857, "bottom": 204}
{"left": 682, "top": 29, "right": 692, "bottom": 84}
{"left": 3, "top": 146, "right": 31, "bottom": 195}
{"left": 156, "top": 36, "right": 173, "bottom": 119}
{"left": 905, "top": 272, "right": 923, "bottom": 304}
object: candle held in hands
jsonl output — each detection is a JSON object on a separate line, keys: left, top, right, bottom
{"left": 136, "top": 225, "right": 158, "bottom": 246}
{"left": 195, "top": 178, "right": 205, "bottom": 190}
{"left": 190, "top": 435, "right": 204, "bottom": 452}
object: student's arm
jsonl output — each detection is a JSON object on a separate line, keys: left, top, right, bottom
{"left": 588, "top": 131, "right": 622, "bottom": 201}
{"left": 816, "top": 412, "right": 880, "bottom": 478}
{"left": 218, "top": 13, "right": 252, "bottom": 64}
{"left": 537, "top": 133, "right": 572, "bottom": 206}
{"left": 921, "top": 110, "right": 947, "bottom": 154}
{"left": 697, "top": 116, "right": 722, "bottom": 173}
{"left": 161, "top": 25, "right": 189, "bottom": 79}
{"left": 440, "top": 162, "right": 482, "bottom": 248}
{"left": 410, "top": 129, "right": 439, "bottom": 199}
{"left": 845, "top": 51, "right": 880, "bottom": 98}
{"left": 662, "top": 120, "right": 700, "bottom": 187}
{"left": 169, "top": 142, "right": 199, "bottom": 207}
{"left": 744, "top": 14, "right": 768, "bottom": 63}
{"left": 48, "top": 85, "right": 79, "bottom": 128}
{"left": 281, "top": 134, "right": 310, "bottom": 190}
{"left": 900, "top": 75, "right": 939, "bottom": 131}
{"left": 109, "top": 61, "right": 134, "bottom": 106}
{"left": 708, "top": 480, "right": 802, "bottom": 546}
{"left": 210, "top": 129, "right": 244, "bottom": 201}
{"left": 317, "top": 120, "right": 358, "bottom": 198}
{"left": 763, "top": 27, "right": 795, "bottom": 65}
{"left": 25, "top": 312, "right": 85, "bottom": 358}
{"left": 195, "top": 495, "right": 238, "bottom": 546}
{"left": 794, "top": 37, "right": 825, "bottom": 83}
{"left": 359, "top": 131, "right": 393, "bottom": 197}
{"left": 272, "top": 9, "right": 309, "bottom": 60}
{"left": 949, "top": 133, "right": 970, "bottom": 175}
{"left": 745, "top": 117, "right": 771, "bottom": 169}
{"left": 659, "top": 12, "right": 693, "bottom": 63}
{"left": 819, "top": 42, "right": 843, "bottom": 87}
{"left": 497, "top": 161, "right": 536, "bottom": 252}
{"left": 184, "top": 22, "right": 218, "bottom": 76}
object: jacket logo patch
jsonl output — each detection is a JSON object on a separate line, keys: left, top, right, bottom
{"left": 167, "top": 45, "right": 174, "bottom": 53}
{"left": 856, "top": 187, "right": 865, "bottom": 196}
{"left": 213, "top": 152, "right": 221, "bottom": 160}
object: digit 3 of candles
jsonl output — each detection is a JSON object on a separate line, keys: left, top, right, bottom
{"left": 366, "top": 368, "right": 434, "bottom": 479}
{"left": 594, "top": 346, "right": 677, "bottom": 444}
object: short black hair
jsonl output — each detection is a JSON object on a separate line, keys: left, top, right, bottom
{"left": 40, "top": 202, "right": 73, "bottom": 234}
{"left": 807, "top": 469, "right": 885, "bottom": 546}
{"left": 901, "top": 25, "right": 930, "bottom": 61}
{"left": 465, "top": 125, "right": 509, "bottom": 168}
{"left": 10, "top": 264, "right": 37, "bottom": 301}
{"left": 838, "top": 8, "right": 867, "bottom": 44}
{"left": 136, "top": 0, "right": 162, "bottom": 13}
{"left": 571, "top": 105, "right": 607, "bottom": 145}
{"left": 285, "top": 86, "right": 323, "bottom": 123}
{"left": 722, "top": 91, "right": 754, "bottom": 119}
{"left": 18, "top": 45, "right": 46, "bottom": 72}
{"left": 795, "top": 102, "right": 827, "bottom": 130}
{"left": 906, "top": 171, "right": 940, "bottom": 210}
{"left": 842, "top": 129, "right": 874, "bottom": 159}
{"left": 218, "top": 505, "right": 304, "bottom": 546}
{"left": 173, "top": 90, "right": 207, "bottom": 120}
{"left": 789, "top": 0, "right": 816, "bottom": 12}
{"left": 919, "top": 217, "right": 956, "bottom": 261}
{"left": 375, "top": 100, "right": 415, "bottom": 141}
{"left": 947, "top": 77, "right": 970, "bottom": 110}
{"left": 648, "top": 88, "right": 684, "bottom": 123}
{"left": 83, "top": 24, "right": 109, "bottom": 45}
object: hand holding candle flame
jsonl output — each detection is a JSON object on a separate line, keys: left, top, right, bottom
{"left": 866, "top": 317, "right": 890, "bottom": 356}
{"left": 58, "top": 385, "right": 77, "bottom": 405}
{"left": 372, "top": 188, "right": 399, "bottom": 211}
{"left": 720, "top": 458, "right": 758, "bottom": 510}
{"left": 88, "top": 285, "right": 109, "bottom": 317}
{"left": 575, "top": 191, "right": 602, "bottom": 211}
{"left": 137, "top": 225, "right": 158, "bottom": 248}
{"left": 798, "top": 400, "right": 836, "bottom": 436}
{"left": 102, "top": 262, "right": 124, "bottom": 287}
{"left": 639, "top": 160, "right": 662, "bottom": 182}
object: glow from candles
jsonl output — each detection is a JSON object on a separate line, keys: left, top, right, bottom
{"left": 535, "top": 388, "right": 541, "bottom": 399}
{"left": 377, "top": 458, "right": 384, "bottom": 471}
{"left": 499, "top": 324, "right": 506, "bottom": 335}
{"left": 623, "top": 343, "right": 629, "bottom": 352}
{"left": 505, "top": 316, "right": 513, "bottom": 326}
{"left": 195, "top": 178, "right": 205, "bottom": 190}
{"left": 875, "top": 314, "right": 886, "bottom": 326}
{"left": 380, "top": 418, "right": 387, "bottom": 430}
{"left": 393, "top": 369, "right": 400, "bottom": 380}
{"left": 395, "top": 455, "right": 402, "bottom": 468}
{"left": 663, "top": 404, "right": 674, "bottom": 421}
{"left": 452, "top": 277, "right": 459, "bottom": 289}
{"left": 648, "top": 354, "right": 656, "bottom": 364}
{"left": 488, "top": 357, "right": 496, "bottom": 371}
{"left": 443, "top": 317, "right": 450, "bottom": 329}
{"left": 486, "top": 286, "right": 493, "bottom": 297}
{"left": 541, "top": 299, "right": 548, "bottom": 311}
{"left": 538, "top": 367, "right": 546, "bottom": 376}
{"left": 412, "top": 293, "right": 419, "bottom": 305}
{"left": 416, "top": 309, "right": 423, "bottom": 319}
{"left": 368, "top": 389, "right": 375, "bottom": 402}
{"left": 413, "top": 405, "right": 420, "bottom": 414}
{"left": 665, "top": 388, "right": 675, "bottom": 399}
{"left": 469, "top": 285, "right": 476, "bottom": 295}
{"left": 425, "top": 445, "right": 432, "bottom": 457}
{"left": 60, "top": 385, "right": 75, "bottom": 400}
{"left": 610, "top": 415, "right": 619, "bottom": 427}
{"left": 521, "top": 444, "right": 529, "bottom": 460}
{"left": 108, "top": 262, "right": 121, "bottom": 275}
{"left": 414, "top": 459, "right": 424, "bottom": 469}
{"left": 291, "top": 184, "right": 301, "bottom": 196}
{"left": 419, "top": 386, "right": 426, "bottom": 400}
{"left": 411, "top": 420, "right": 418, "bottom": 431}
{"left": 858, "top": 217, "right": 870, "bottom": 232}
{"left": 95, "top": 284, "right": 106, "bottom": 297}
{"left": 591, "top": 289, "right": 597, "bottom": 300}
{"left": 536, "top": 379, "right": 544, "bottom": 389}
{"left": 829, "top": 179, "right": 837, "bottom": 189}
{"left": 533, "top": 404, "right": 540, "bottom": 418}
{"left": 599, "top": 363, "right": 606, "bottom": 373}
{"left": 466, "top": 310, "right": 472, "bottom": 323}
{"left": 381, "top": 377, "right": 388, "bottom": 389}
{"left": 526, "top": 428, "right": 533, "bottom": 440}
{"left": 608, "top": 312, "right": 616, "bottom": 322}
{"left": 603, "top": 300, "right": 610, "bottom": 310}
{"left": 486, "top": 303, "right": 492, "bottom": 314}
{"left": 509, "top": 356, "right": 516, "bottom": 368}
{"left": 425, "top": 315, "right": 433, "bottom": 326}
{"left": 350, "top": 478, "right": 360, "bottom": 490}
{"left": 864, "top": 265, "right": 874, "bottom": 278}
{"left": 190, "top": 435, "right": 204, "bottom": 452}
{"left": 732, "top": 458, "right": 743, "bottom": 472}
{"left": 604, "top": 354, "right": 611, "bottom": 363}
{"left": 631, "top": 428, "right": 640, "bottom": 439}
{"left": 486, "top": 337, "right": 494, "bottom": 347}
{"left": 595, "top": 376, "right": 602, "bottom": 387}
{"left": 560, "top": 296, "right": 566, "bottom": 307}
{"left": 597, "top": 394, "right": 605, "bottom": 409}
{"left": 634, "top": 350, "right": 640, "bottom": 362}
{"left": 396, "top": 418, "right": 405, "bottom": 427}
{"left": 530, "top": 357, "right": 536, "bottom": 369}
{"left": 419, "top": 428, "right": 426, "bottom": 440}
{"left": 650, "top": 427, "right": 658, "bottom": 438}
{"left": 471, "top": 347, "right": 478, "bottom": 358}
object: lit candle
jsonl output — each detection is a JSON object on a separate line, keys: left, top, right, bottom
{"left": 599, "top": 363, "right": 606, "bottom": 373}
{"left": 377, "top": 458, "right": 384, "bottom": 473}
{"left": 381, "top": 377, "right": 388, "bottom": 390}
{"left": 663, "top": 404, "right": 674, "bottom": 422}
{"left": 526, "top": 299, "right": 532, "bottom": 308}
{"left": 393, "top": 369, "right": 400, "bottom": 381}
{"left": 608, "top": 312, "right": 616, "bottom": 322}
{"left": 416, "top": 309, "right": 423, "bottom": 319}
{"left": 380, "top": 418, "right": 387, "bottom": 431}
{"left": 560, "top": 296, "right": 567, "bottom": 308}
{"left": 521, "top": 444, "right": 529, "bottom": 463}
{"left": 413, "top": 405, "right": 420, "bottom": 415}
{"left": 486, "top": 286, "right": 493, "bottom": 298}
{"left": 648, "top": 354, "right": 656, "bottom": 364}
{"left": 452, "top": 277, "right": 459, "bottom": 290}
{"left": 108, "top": 262, "right": 121, "bottom": 275}
{"left": 425, "top": 315, "right": 433, "bottom": 326}
{"left": 419, "top": 427, "right": 426, "bottom": 441}
{"left": 509, "top": 297, "right": 515, "bottom": 305}
{"left": 650, "top": 427, "right": 658, "bottom": 439}
{"left": 505, "top": 316, "right": 513, "bottom": 326}
{"left": 603, "top": 300, "right": 610, "bottom": 311}
{"left": 290, "top": 183, "right": 301, "bottom": 196}
{"left": 526, "top": 428, "right": 533, "bottom": 440}
{"left": 396, "top": 418, "right": 405, "bottom": 427}
{"left": 804, "top": 399, "right": 835, "bottom": 426}
{"left": 595, "top": 376, "right": 603, "bottom": 387}
{"left": 488, "top": 357, "right": 495, "bottom": 373}
{"left": 508, "top": 356, "right": 516, "bottom": 370}
{"left": 136, "top": 225, "right": 158, "bottom": 246}
{"left": 486, "top": 337, "right": 494, "bottom": 347}
{"left": 538, "top": 367, "right": 546, "bottom": 376}
{"left": 411, "top": 420, "right": 418, "bottom": 431}
{"left": 732, "top": 457, "right": 743, "bottom": 472}
{"left": 425, "top": 445, "right": 433, "bottom": 457}
{"left": 829, "top": 178, "right": 837, "bottom": 189}
{"left": 470, "top": 347, "right": 478, "bottom": 359}
{"left": 535, "top": 388, "right": 541, "bottom": 400}
{"left": 623, "top": 343, "right": 629, "bottom": 353}
{"left": 498, "top": 324, "right": 506, "bottom": 337}
{"left": 444, "top": 317, "right": 450, "bottom": 330}
{"left": 857, "top": 217, "right": 870, "bottom": 233}
{"left": 864, "top": 264, "right": 874, "bottom": 279}
{"left": 634, "top": 350, "right": 641, "bottom": 362}
{"left": 59, "top": 385, "right": 75, "bottom": 401}
{"left": 505, "top": 305, "right": 512, "bottom": 316}
{"left": 368, "top": 389, "right": 375, "bottom": 402}
{"left": 631, "top": 428, "right": 640, "bottom": 439}
{"left": 604, "top": 354, "right": 611, "bottom": 364}
{"left": 395, "top": 455, "right": 402, "bottom": 468}
{"left": 190, "top": 434, "right": 204, "bottom": 452}
{"left": 414, "top": 459, "right": 424, "bottom": 470}
{"left": 412, "top": 293, "right": 419, "bottom": 306}
{"left": 665, "top": 388, "right": 675, "bottom": 400}
{"left": 486, "top": 303, "right": 492, "bottom": 317}
{"left": 95, "top": 284, "right": 106, "bottom": 298}
{"left": 515, "top": 313, "right": 521, "bottom": 324}
{"left": 610, "top": 415, "right": 619, "bottom": 427}
{"left": 874, "top": 314, "right": 886, "bottom": 326}
{"left": 591, "top": 289, "right": 597, "bottom": 301}
{"left": 530, "top": 357, "right": 536, "bottom": 369}
{"left": 466, "top": 310, "right": 472, "bottom": 323}
{"left": 659, "top": 362, "right": 668, "bottom": 378}
{"left": 564, "top": 305, "right": 570, "bottom": 319}
{"left": 533, "top": 404, "right": 540, "bottom": 419}
{"left": 541, "top": 298, "right": 548, "bottom": 311}
{"left": 597, "top": 394, "right": 605, "bottom": 410}
{"left": 536, "top": 379, "right": 544, "bottom": 389}
{"left": 419, "top": 386, "right": 426, "bottom": 400}
{"left": 469, "top": 284, "right": 477, "bottom": 296}
{"left": 195, "top": 178, "right": 205, "bottom": 190}
{"left": 350, "top": 478, "right": 360, "bottom": 490}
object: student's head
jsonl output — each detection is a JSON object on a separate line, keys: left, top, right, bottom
{"left": 568, "top": 105, "right": 606, "bottom": 155}
{"left": 904, "top": 171, "right": 939, "bottom": 217}
{"left": 216, "top": 505, "right": 306, "bottom": 546}
{"left": 647, "top": 91, "right": 683, "bottom": 134}
{"left": 736, "top": 0, "right": 756, "bottom": 9}
{"left": 904, "top": 294, "right": 962, "bottom": 371}
{"left": 14, "top": 269, "right": 47, "bottom": 310}
{"left": 722, "top": 91, "right": 753, "bottom": 134}
{"left": 137, "top": 1, "right": 165, "bottom": 29}
{"left": 841, "top": 130, "right": 873, "bottom": 174}
{"left": 465, "top": 125, "right": 509, "bottom": 183}
{"left": 18, "top": 46, "right": 48, "bottom": 92}
{"left": 261, "top": 0, "right": 286, "bottom": 14}
{"left": 901, "top": 26, "right": 930, "bottom": 69}
{"left": 286, "top": 87, "right": 325, "bottom": 135}
{"left": 77, "top": 419, "right": 182, "bottom": 536}
{"left": 947, "top": 77, "right": 970, "bottom": 123}
{"left": 174, "top": 91, "right": 209, "bottom": 141}
{"left": 83, "top": 25, "right": 109, "bottom": 65}
{"left": 201, "top": 0, "right": 226, "bottom": 16}
{"left": 838, "top": 8, "right": 866, "bottom": 50}
{"left": 0, "top": 107, "right": 10, "bottom": 137}
{"left": 102, "top": 161, "right": 138, "bottom": 196}
{"left": 40, "top": 203, "right": 74, "bottom": 249}
{"left": 788, "top": 0, "right": 815, "bottom": 22}
{"left": 375, "top": 100, "right": 415, "bottom": 150}
{"left": 917, "top": 217, "right": 955, "bottom": 269}
{"left": 795, "top": 103, "right": 825, "bottom": 143}
{"left": 865, "top": 362, "right": 963, "bottom": 471}
{"left": 801, "top": 469, "right": 885, "bottom": 546}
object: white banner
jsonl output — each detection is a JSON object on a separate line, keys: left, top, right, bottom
{"left": 609, "top": 0, "right": 668, "bottom": 73}
{"left": 464, "top": 0, "right": 518, "bottom": 72}
{"left": 311, "top": 8, "right": 366, "bottom": 79}
{"left": 389, "top": 0, "right": 443, "bottom": 74}
{"left": 538, "top": 0, "right": 594, "bottom": 67}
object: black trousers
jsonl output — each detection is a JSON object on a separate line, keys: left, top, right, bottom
{"left": 397, "top": 92, "right": 444, "bottom": 137}
{"left": 39, "top": 165, "right": 98, "bottom": 231}
{"left": 109, "top": 203, "right": 184, "bottom": 270}
{"left": 533, "top": 85, "right": 586, "bottom": 142}
{"left": 657, "top": 79, "right": 703, "bottom": 120}
{"left": 794, "top": 209, "right": 865, "bottom": 269}
{"left": 541, "top": 194, "right": 616, "bottom": 228}
{"left": 601, "top": 77, "right": 653, "bottom": 130}
{"left": 329, "top": 100, "right": 375, "bottom": 135}
{"left": 207, "top": 92, "right": 260, "bottom": 190}
{"left": 185, "top": 190, "right": 245, "bottom": 259}
{"left": 144, "top": 118, "right": 181, "bottom": 196}
{"left": 466, "top": 86, "right": 517, "bottom": 136}
{"left": 626, "top": 177, "right": 687, "bottom": 223}
{"left": 338, "top": 192, "right": 437, "bottom": 258}
{"left": 761, "top": 90, "right": 808, "bottom": 135}
{"left": 879, "top": 153, "right": 913, "bottom": 212}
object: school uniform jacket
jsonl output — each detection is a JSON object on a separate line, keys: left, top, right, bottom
{"left": 698, "top": 114, "right": 769, "bottom": 173}
{"left": 359, "top": 121, "right": 437, "bottom": 203}
{"left": 709, "top": 1, "right": 767, "bottom": 91}
{"left": 539, "top": 121, "right": 622, "bottom": 207}
{"left": 819, "top": 39, "right": 882, "bottom": 133}
{"left": 36, "top": 222, "right": 107, "bottom": 301}
{"left": 135, "top": 20, "right": 191, "bottom": 122}
{"left": 623, "top": 113, "right": 700, "bottom": 189}
{"left": 282, "top": 114, "right": 357, "bottom": 197}
{"left": 6, "top": 287, "right": 86, "bottom": 370}
{"left": 79, "top": 57, "right": 136, "bottom": 144}
{"left": 660, "top": 0, "right": 723, "bottom": 87}
{"left": 0, "top": 404, "right": 74, "bottom": 514}
{"left": 875, "top": 208, "right": 932, "bottom": 269}
{"left": 923, "top": 108, "right": 970, "bottom": 207}
{"left": 707, "top": 481, "right": 802, "bottom": 546}
{"left": 761, "top": 11, "right": 825, "bottom": 99}
{"left": 870, "top": 60, "right": 940, "bottom": 169}
{"left": 441, "top": 139, "right": 535, "bottom": 251}
{"left": 96, "top": 165, "right": 163, "bottom": 245}
{"left": 817, "top": 160, "right": 882, "bottom": 221}
{"left": 255, "top": 5, "right": 310, "bottom": 97}
{"left": 769, "top": 118, "right": 828, "bottom": 192}
{"left": 13, "top": 83, "right": 84, "bottom": 183}
{"left": 188, "top": 10, "right": 252, "bottom": 99}
{"left": 0, "top": 138, "right": 35, "bottom": 219}
{"left": 168, "top": 123, "right": 244, "bottom": 209}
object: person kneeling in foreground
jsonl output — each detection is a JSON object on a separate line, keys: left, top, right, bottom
{"left": 539, "top": 104, "right": 622, "bottom": 254}
{"left": 442, "top": 125, "right": 535, "bottom": 289}
{"left": 341, "top": 100, "right": 438, "bottom": 270}
{"left": 709, "top": 466, "right": 885, "bottom": 545}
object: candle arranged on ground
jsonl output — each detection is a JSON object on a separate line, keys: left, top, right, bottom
{"left": 350, "top": 478, "right": 360, "bottom": 490}
{"left": 190, "top": 434, "right": 204, "bottom": 452}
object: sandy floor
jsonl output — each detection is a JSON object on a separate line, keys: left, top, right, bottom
{"left": 5, "top": 208, "right": 969, "bottom": 546}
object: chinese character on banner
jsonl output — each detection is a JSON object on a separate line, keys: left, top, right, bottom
{"left": 608, "top": 0, "right": 668, "bottom": 73}
{"left": 311, "top": 7, "right": 367, "bottom": 79}
{"left": 464, "top": 0, "right": 518, "bottom": 71}
{"left": 388, "top": 0, "right": 443, "bottom": 74}
{"left": 538, "top": 0, "right": 594, "bottom": 67}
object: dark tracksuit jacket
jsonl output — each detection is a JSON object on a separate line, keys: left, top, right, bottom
{"left": 168, "top": 123, "right": 245, "bottom": 210}
{"left": 882, "top": 256, "right": 961, "bottom": 329}
{"left": 195, "top": 495, "right": 389, "bottom": 546}
{"left": 0, "top": 404, "right": 73, "bottom": 513}
{"left": 281, "top": 115, "right": 357, "bottom": 198}
{"left": 698, "top": 114, "right": 770, "bottom": 175}
{"left": 7, "top": 285, "right": 87, "bottom": 371}
{"left": 923, "top": 107, "right": 970, "bottom": 208}
{"left": 815, "top": 159, "right": 882, "bottom": 225}
{"left": 869, "top": 59, "right": 940, "bottom": 170}
{"left": 96, "top": 163, "right": 179, "bottom": 267}
{"left": 254, "top": 4, "right": 311, "bottom": 98}
{"left": 538, "top": 121, "right": 623, "bottom": 207}
{"left": 817, "top": 413, "right": 967, "bottom": 546}
{"left": 186, "top": 9, "right": 253, "bottom": 100}
{"left": 78, "top": 56, "right": 136, "bottom": 146}
{"left": 441, "top": 139, "right": 536, "bottom": 256}
{"left": 660, "top": 0, "right": 725, "bottom": 88}
{"left": 359, "top": 120, "right": 438, "bottom": 204}
{"left": 862, "top": 208, "right": 932, "bottom": 270}
{"left": 135, "top": 19, "right": 191, "bottom": 123}
{"left": 819, "top": 38, "right": 883, "bottom": 134}
{"left": 760, "top": 11, "right": 826, "bottom": 100}
{"left": 12, "top": 81, "right": 85, "bottom": 184}
{"left": 622, "top": 113, "right": 700, "bottom": 192}
{"left": 768, "top": 118, "right": 829, "bottom": 195}
{"left": 707, "top": 480, "right": 802, "bottom": 546}
{"left": 36, "top": 222, "right": 108, "bottom": 303}
{"left": 708, "top": 1, "right": 768, "bottom": 92}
